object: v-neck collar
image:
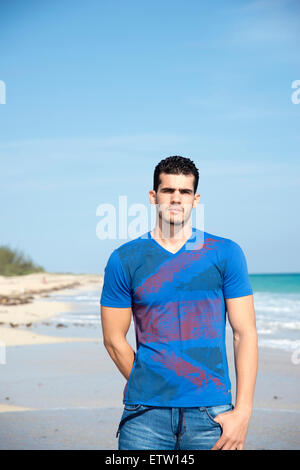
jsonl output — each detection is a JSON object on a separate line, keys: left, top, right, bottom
{"left": 148, "top": 228, "right": 196, "bottom": 256}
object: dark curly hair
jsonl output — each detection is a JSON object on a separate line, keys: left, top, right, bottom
{"left": 153, "top": 156, "right": 199, "bottom": 194}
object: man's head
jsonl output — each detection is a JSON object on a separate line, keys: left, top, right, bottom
{"left": 149, "top": 156, "right": 201, "bottom": 233}
{"left": 153, "top": 155, "right": 199, "bottom": 194}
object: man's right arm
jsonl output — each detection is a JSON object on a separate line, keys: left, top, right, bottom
{"left": 101, "top": 305, "right": 135, "bottom": 381}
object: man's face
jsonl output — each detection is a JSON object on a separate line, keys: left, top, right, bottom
{"left": 149, "top": 172, "right": 200, "bottom": 232}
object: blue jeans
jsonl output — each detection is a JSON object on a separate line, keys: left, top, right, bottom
{"left": 117, "top": 403, "right": 234, "bottom": 450}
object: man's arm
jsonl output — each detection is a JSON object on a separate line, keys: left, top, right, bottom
{"left": 211, "top": 294, "right": 258, "bottom": 450}
{"left": 101, "top": 305, "right": 135, "bottom": 381}
{"left": 228, "top": 294, "right": 258, "bottom": 415}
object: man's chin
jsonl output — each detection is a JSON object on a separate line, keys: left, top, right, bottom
{"left": 160, "top": 215, "right": 185, "bottom": 227}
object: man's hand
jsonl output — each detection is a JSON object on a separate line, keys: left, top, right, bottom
{"left": 210, "top": 408, "right": 251, "bottom": 450}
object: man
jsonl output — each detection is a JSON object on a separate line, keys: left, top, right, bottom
{"left": 100, "top": 155, "right": 258, "bottom": 450}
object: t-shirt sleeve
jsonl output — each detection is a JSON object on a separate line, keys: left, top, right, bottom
{"left": 100, "top": 249, "right": 132, "bottom": 308}
{"left": 222, "top": 240, "right": 253, "bottom": 299}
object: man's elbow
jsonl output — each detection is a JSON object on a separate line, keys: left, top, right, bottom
{"left": 233, "top": 326, "right": 258, "bottom": 343}
{"left": 103, "top": 335, "right": 126, "bottom": 353}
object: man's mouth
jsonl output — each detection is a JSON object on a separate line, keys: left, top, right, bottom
{"left": 169, "top": 207, "right": 182, "bottom": 213}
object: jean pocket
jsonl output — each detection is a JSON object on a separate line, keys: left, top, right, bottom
{"left": 124, "top": 403, "right": 142, "bottom": 411}
{"left": 203, "top": 403, "right": 233, "bottom": 426}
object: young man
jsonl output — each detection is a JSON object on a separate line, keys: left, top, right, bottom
{"left": 100, "top": 156, "right": 258, "bottom": 450}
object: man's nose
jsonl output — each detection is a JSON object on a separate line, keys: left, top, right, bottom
{"left": 170, "top": 191, "right": 182, "bottom": 204}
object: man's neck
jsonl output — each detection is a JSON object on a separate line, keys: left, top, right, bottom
{"left": 151, "top": 224, "right": 193, "bottom": 247}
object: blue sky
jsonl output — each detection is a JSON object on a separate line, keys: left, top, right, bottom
{"left": 0, "top": 0, "right": 299, "bottom": 274}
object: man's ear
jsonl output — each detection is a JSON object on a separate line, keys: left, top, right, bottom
{"left": 149, "top": 190, "right": 157, "bottom": 204}
{"left": 193, "top": 193, "right": 201, "bottom": 208}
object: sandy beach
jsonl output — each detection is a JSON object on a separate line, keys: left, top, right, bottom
{"left": 0, "top": 273, "right": 299, "bottom": 450}
{"left": 0, "top": 272, "right": 103, "bottom": 346}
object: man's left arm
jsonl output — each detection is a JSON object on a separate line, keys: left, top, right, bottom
{"left": 211, "top": 294, "right": 258, "bottom": 450}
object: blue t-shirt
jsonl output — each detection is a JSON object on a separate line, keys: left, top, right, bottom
{"left": 100, "top": 227, "right": 253, "bottom": 407}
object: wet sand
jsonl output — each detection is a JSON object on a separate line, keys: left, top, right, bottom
{"left": 0, "top": 274, "right": 299, "bottom": 449}
{"left": 0, "top": 272, "right": 103, "bottom": 345}
{"left": 0, "top": 321, "right": 299, "bottom": 450}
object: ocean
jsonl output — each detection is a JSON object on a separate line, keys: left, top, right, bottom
{"left": 47, "top": 273, "right": 300, "bottom": 353}
{"left": 250, "top": 273, "right": 300, "bottom": 352}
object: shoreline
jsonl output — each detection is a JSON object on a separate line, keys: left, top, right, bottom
{"left": 0, "top": 272, "right": 103, "bottom": 303}
{"left": 0, "top": 275, "right": 299, "bottom": 449}
{"left": 0, "top": 272, "right": 103, "bottom": 346}
{"left": 0, "top": 338, "right": 299, "bottom": 449}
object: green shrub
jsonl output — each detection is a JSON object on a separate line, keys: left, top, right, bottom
{"left": 0, "top": 245, "right": 45, "bottom": 276}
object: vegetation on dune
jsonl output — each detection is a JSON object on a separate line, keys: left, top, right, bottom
{"left": 0, "top": 245, "right": 45, "bottom": 276}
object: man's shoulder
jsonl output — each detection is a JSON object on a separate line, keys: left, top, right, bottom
{"left": 200, "top": 229, "right": 247, "bottom": 262}
{"left": 199, "top": 228, "right": 234, "bottom": 248}
{"left": 113, "top": 232, "right": 150, "bottom": 264}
